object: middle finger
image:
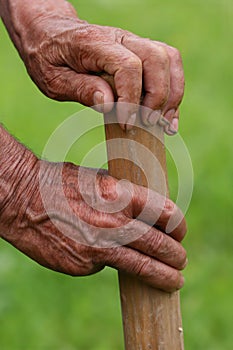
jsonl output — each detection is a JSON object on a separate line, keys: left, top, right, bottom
{"left": 126, "top": 220, "right": 187, "bottom": 270}
{"left": 122, "top": 33, "right": 171, "bottom": 125}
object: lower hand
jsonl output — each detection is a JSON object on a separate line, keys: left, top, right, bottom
{"left": 0, "top": 148, "right": 187, "bottom": 292}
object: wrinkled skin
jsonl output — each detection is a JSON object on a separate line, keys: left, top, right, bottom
{"left": 0, "top": 126, "right": 187, "bottom": 292}
{"left": 0, "top": 0, "right": 187, "bottom": 291}
{"left": 0, "top": 0, "right": 185, "bottom": 132}
{"left": 23, "top": 22, "right": 184, "bottom": 132}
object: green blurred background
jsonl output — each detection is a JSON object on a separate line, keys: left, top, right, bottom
{"left": 0, "top": 0, "right": 232, "bottom": 349}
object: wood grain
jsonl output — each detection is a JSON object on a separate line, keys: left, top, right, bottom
{"left": 104, "top": 108, "right": 184, "bottom": 350}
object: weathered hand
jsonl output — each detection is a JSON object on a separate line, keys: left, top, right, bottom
{"left": 1, "top": 0, "right": 185, "bottom": 130}
{"left": 0, "top": 0, "right": 187, "bottom": 291}
{"left": 0, "top": 130, "right": 187, "bottom": 292}
{"left": 18, "top": 16, "right": 184, "bottom": 132}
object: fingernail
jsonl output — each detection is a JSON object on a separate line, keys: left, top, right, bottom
{"left": 166, "top": 124, "right": 178, "bottom": 136}
{"left": 178, "top": 275, "right": 185, "bottom": 289}
{"left": 171, "top": 118, "right": 179, "bottom": 132}
{"left": 164, "top": 108, "right": 176, "bottom": 122}
{"left": 93, "top": 91, "right": 104, "bottom": 109}
{"left": 158, "top": 115, "right": 170, "bottom": 127}
{"left": 166, "top": 118, "right": 179, "bottom": 135}
{"left": 148, "top": 110, "right": 161, "bottom": 126}
{"left": 126, "top": 113, "right": 137, "bottom": 131}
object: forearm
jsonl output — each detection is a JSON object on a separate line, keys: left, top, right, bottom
{"left": 0, "top": 125, "right": 38, "bottom": 235}
{"left": 0, "top": 0, "right": 79, "bottom": 59}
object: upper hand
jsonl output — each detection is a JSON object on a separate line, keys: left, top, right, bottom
{"left": 22, "top": 17, "right": 184, "bottom": 132}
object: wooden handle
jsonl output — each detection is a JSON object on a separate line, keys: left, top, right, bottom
{"left": 103, "top": 75, "right": 184, "bottom": 350}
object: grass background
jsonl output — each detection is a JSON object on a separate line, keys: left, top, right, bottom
{"left": 0, "top": 0, "right": 233, "bottom": 349}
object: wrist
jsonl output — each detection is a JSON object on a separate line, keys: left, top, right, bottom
{"left": 0, "top": 0, "right": 81, "bottom": 59}
{"left": 0, "top": 125, "right": 38, "bottom": 236}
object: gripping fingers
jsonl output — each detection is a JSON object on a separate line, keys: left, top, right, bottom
{"left": 156, "top": 198, "right": 187, "bottom": 242}
{"left": 127, "top": 224, "right": 187, "bottom": 270}
{"left": 39, "top": 66, "right": 115, "bottom": 112}
{"left": 131, "top": 184, "right": 187, "bottom": 242}
{"left": 121, "top": 34, "right": 171, "bottom": 126}
{"left": 78, "top": 42, "right": 142, "bottom": 129}
{"left": 122, "top": 34, "right": 184, "bottom": 132}
{"left": 105, "top": 245, "right": 184, "bottom": 292}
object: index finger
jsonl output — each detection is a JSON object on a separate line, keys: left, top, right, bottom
{"left": 90, "top": 44, "right": 143, "bottom": 129}
{"left": 104, "top": 245, "right": 184, "bottom": 292}
{"left": 130, "top": 183, "right": 187, "bottom": 242}
{"left": 121, "top": 34, "right": 171, "bottom": 125}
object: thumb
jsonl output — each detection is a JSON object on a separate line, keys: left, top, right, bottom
{"left": 43, "top": 67, "right": 115, "bottom": 113}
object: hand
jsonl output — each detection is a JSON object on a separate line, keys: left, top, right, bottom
{"left": 0, "top": 140, "right": 187, "bottom": 292}
{"left": 20, "top": 17, "right": 184, "bottom": 133}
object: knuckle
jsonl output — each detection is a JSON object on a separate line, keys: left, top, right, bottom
{"left": 152, "top": 44, "right": 170, "bottom": 65}
{"left": 148, "top": 83, "right": 170, "bottom": 107}
{"left": 157, "top": 198, "right": 176, "bottom": 227}
{"left": 101, "top": 247, "right": 123, "bottom": 267}
{"left": 136, "top": 258, "right": 152, "bottom": 277}
{"left": 91, "top": 247, "right": 108, "bottom": 265}
{"left": 154, "top": 88, "right": 169, "bottom": 106}
{"left": 147, "top": 230, "right": 164, "bottom": 254}
{"left": 162, "top": 200, "right": 187, "bottom": 236}
{"left": 98, "top": 174, "right": 118, "bottom": 202}
{"left": 44, "top": 79, "right": 61, "bottom": 99}
{"left": 170, "top": 270, "right": 182, "bottom": 290}
{"left": 169, "top": 46, "right": 182, "bottom": 63}
{"left": 44, "top": 70, "right": 72, "bottom": 101}
{"left": 30, "top": 63, "right": 62, "bottom": 100}
{"left": 45, "top": 84, "right": 59, "bottom": 100}
{"left": 158, "top": 45, "right": 170, "bottom": 63}
{"left": 162, "top": 267, "right": 181, "bottom": 291}
{"left": 121, "top": 55, "right": 142, "bottom": 71}
{"left": 25, "top": 40, "right": 69, "bottom": 101}
{"left": 177, "top": 246, "right": 187, "bottom": 270}
{"left": 76, "top": 78, "right": 98, "bottom": 105}
{"left": 164, "top": 198, "right": 175, "bottom": 216}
